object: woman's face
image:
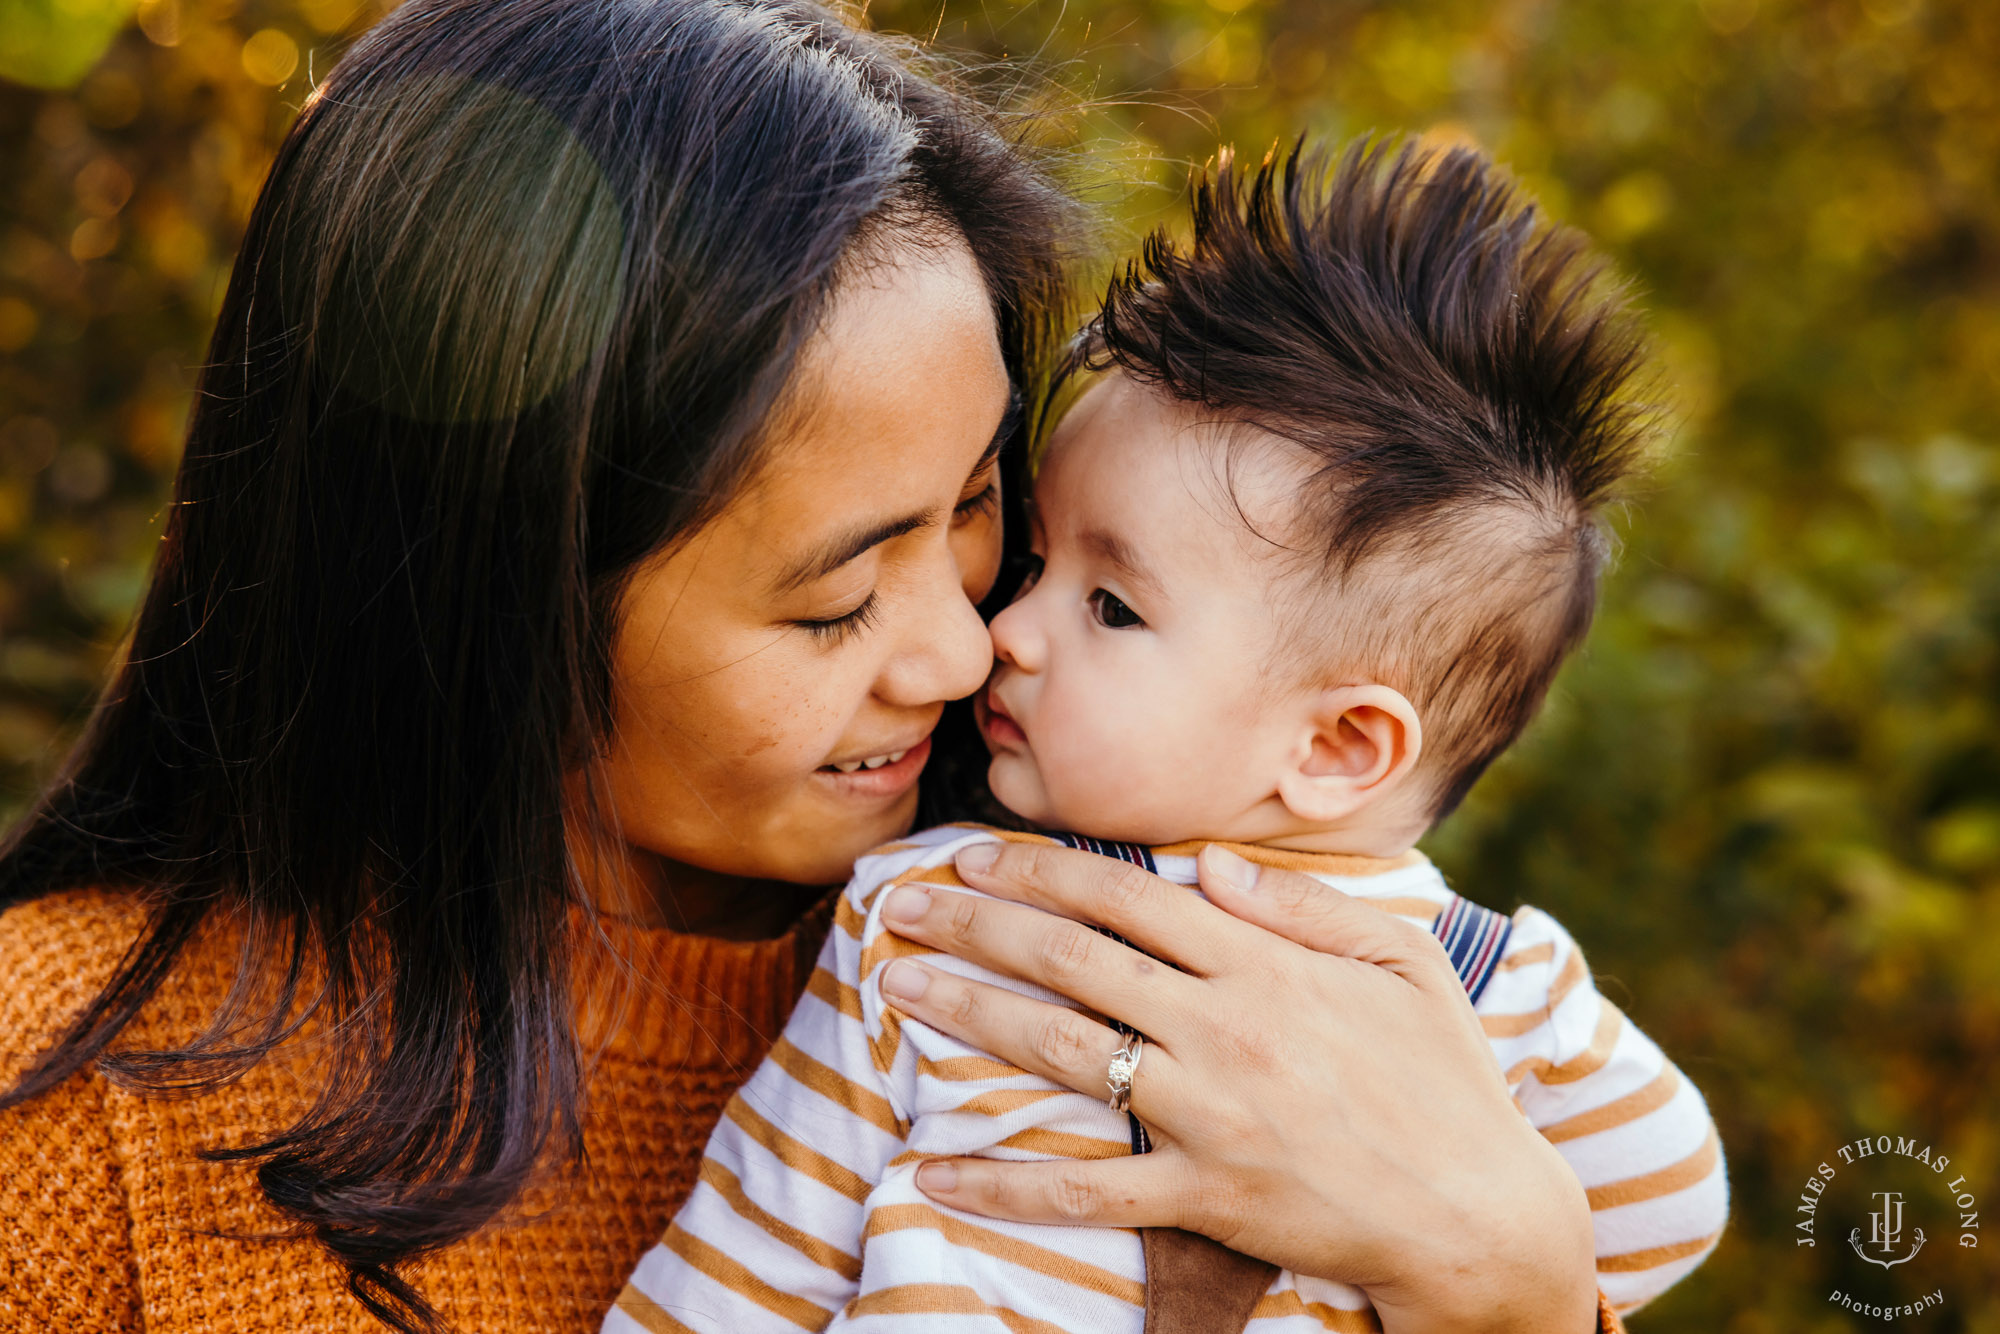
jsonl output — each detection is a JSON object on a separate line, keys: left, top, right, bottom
{"left": 597, "top": 236, "right": 1010, "bottom": 892}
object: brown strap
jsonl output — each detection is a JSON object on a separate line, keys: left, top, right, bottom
{"left": 1141, "top": 1227, "right": 1279, "bottom": 1334}
{"left": 1140, "top": 1229, "right": 1623, "bottom": 1334}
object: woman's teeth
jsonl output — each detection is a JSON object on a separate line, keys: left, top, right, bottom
{"left": 826, "top": 749, "right": 907, "bottom": 774}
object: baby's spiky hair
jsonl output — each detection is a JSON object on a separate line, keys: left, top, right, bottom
{"left": 1079, "top": 138, "right": 1652, "bottom": 819}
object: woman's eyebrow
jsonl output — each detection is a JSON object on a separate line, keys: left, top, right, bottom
{"left": 770, "top": 511, "right": 935, "bottom": 595}
{"left": 967, "top": 429, "right": 1004, "bottom": 482}
{"left": 976, "top": 387, "right": 1023, "bottom": 475}
{"left": 774, "top": 389, "right": 1019, "bottom": 597}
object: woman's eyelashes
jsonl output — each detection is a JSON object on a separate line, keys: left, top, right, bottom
{"left": 1089, "top": 588, "right": 1144, "bottom": 629}
{"left": 795, "top": 482, "right": 995, "bottom": 648}
{"left": 802, "top": 484, "right": 995, "bottom": 646}
{"left": 953, "top": 480, "right": 999, "bottom": 523}
{"left": 796, "top": 592, "right": 881, "bottom": 645}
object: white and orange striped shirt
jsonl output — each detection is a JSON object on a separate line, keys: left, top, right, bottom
{"left": 608, "top": 823, "right": 1727, "bottom": 1333}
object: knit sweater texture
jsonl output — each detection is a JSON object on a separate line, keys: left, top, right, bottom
{"left": 0, "top": 887, "right": 835, "bottom": 1333}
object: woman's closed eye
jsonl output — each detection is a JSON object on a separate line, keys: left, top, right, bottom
{"left": 954, "top": 388, "right": 1018, "bottom": 529}
{"left": 796, "top": 592, "right": 880, "bottom": 644}
{"left": 953, "top": 481, "right": 999, "bottom": 523}
{"left": 1089, "top": 588, "right": 1144, "bottom": 629}
{"left": 796, "top": 471, "right": 996, "bottom": 647}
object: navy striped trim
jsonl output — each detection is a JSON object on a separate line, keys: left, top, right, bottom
{"left": 1431, "top": 894, "right": 1512, "bottom": 1005}
{"left": 1050, "top": 832, "right": 1158, "bottom": 875}
{"left": 1050, "top": 834, "right": 1155, "bottom": 1154}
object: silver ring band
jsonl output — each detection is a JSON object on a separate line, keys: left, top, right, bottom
{"left": 1105, "top": 1033, "right": 1143, "bottom": 1114}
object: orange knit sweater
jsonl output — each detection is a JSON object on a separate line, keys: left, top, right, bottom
{"left": 0, "top": 888, "right": 835, "bottom": 1333}
{"left": 0, "top": 889, "right": 1630, "bottom": 1334}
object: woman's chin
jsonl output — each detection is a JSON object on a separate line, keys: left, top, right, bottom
{"left": 785, "top": 790, "right": 922, "bottom": 884}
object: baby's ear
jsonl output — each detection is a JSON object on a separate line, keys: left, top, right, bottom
{"left": 1275, "top": 685, "right": 1423, "bottom": 825}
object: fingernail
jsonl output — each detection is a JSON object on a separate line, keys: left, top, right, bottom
{"left": 881, "top": 960, "right": 931, "bottom": 1002}
{"left": 883, "top": 886, "right": 930, "bottom": 923}
{"left": 1202, "top": 845, "right": 1260, "bottom": 894}
{"left": 916, "top": 1160, "right": 958, "bottom": 1194}
{"left": 955, "top": 842, "right": 1000, "bottom": 876}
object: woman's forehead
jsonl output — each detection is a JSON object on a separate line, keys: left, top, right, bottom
{"left": 713, "top": 238, "right": 1010, "bottom": 568}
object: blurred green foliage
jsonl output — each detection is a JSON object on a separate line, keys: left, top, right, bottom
{"left": 0, "top": 0, "right": 142, "bottom": 89}
{"left": 2, "top": 0, "right": 1996, "bottom": 1328}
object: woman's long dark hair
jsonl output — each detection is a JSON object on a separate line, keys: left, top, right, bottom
{"left": 0, "top": 1, "right": 1066, "bottom": 1327}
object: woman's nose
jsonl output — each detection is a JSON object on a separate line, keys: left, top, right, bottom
{"left": 879, "top": 556, "right": 995, "bottom": 709}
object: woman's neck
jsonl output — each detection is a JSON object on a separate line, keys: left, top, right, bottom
{"left": 580, "top": 837, "right": 828, "bottom": 940}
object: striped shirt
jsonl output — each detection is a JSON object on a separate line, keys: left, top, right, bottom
{"left": 609, "top": 823, "right": 1727, "bottom": 1333}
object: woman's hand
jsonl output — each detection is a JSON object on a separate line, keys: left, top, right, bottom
{"left": 874, "top": 840, "right": 1600, "bottom": 1334}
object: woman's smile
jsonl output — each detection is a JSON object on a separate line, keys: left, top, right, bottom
{"left": 813, "top": 733, "right": 932, "bottom": 798}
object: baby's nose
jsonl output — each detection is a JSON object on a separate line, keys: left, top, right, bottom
{"left": 988, "top": 595, "right": 1044, "bottom": 672}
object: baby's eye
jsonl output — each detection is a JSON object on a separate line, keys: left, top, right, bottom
{"left": 1089, "top": 589, "right": 1144, "bottom": 630}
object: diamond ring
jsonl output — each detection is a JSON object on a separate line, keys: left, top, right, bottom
{"left": 1105, "top": 1033, "right": 1144, "bottom": 1113}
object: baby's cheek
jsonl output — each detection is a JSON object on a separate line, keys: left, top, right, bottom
{"left": 1112, "top": 716, "right": 1233, "bottom": 827}
{"left": 1050, "top": 736, "right": 1165, "bottom": 829}
{"left": 986, "top": 749, "right": 1051, "bottom": 823}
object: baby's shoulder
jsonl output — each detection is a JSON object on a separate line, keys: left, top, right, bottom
{"left": 1359, "top": 858, "right": 1594, "bottom": 1015}
{"left": 836, "top": 826, "right": 1064, "bottom": 998}
{"left": 843, "top": 823, "right": 1061, "bottom": 910}
{"left": 1469, "top": 900, "right": 1597, "bottom": 1016}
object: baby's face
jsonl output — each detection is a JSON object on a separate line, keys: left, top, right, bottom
{"left": 977, "top": 374, "right": 1312, "bottom": 844}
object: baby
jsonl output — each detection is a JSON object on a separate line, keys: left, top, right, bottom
{"left": 609, "top": 141, "right": 1729, "bottom": 1333}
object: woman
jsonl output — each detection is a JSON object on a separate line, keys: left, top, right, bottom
{"left": 0, "top": 0, "right": 1609, "bottom": 1330}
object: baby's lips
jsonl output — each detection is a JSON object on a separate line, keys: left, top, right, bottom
{"left": 976, "top": 687, "right": 1029, "bottom": 749}
{"left": 974, "top": 681, "right": 1009, "bottom": 730}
